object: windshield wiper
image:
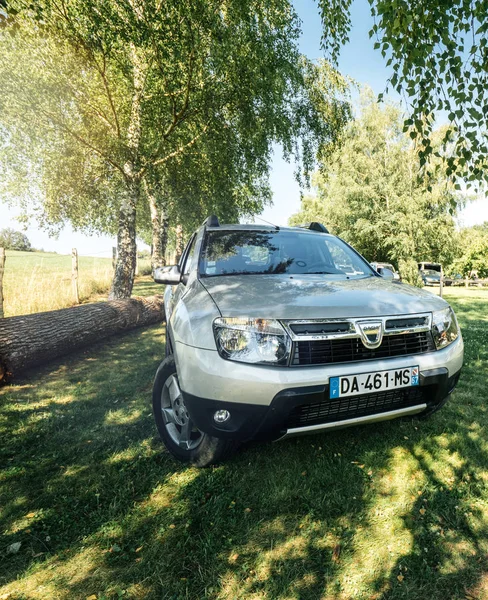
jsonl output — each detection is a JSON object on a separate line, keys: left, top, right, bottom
{"left": 306, "top": 271, "right": 340, "bottom": 275}
{"left": 203, "top": 271, "right": 266, "bottom": 277}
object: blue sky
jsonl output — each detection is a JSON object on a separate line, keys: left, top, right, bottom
{"left": 262, "top": 0, "right": 390, "bottom": 228}
{"left": 262, "top": 0, "right": 488, "bottom": 228}
{"left": 2, "top": 0, "right": 487, "bottom": 254}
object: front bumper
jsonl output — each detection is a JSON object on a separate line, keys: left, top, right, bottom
{"left": 183, "top": 366, "right": 461, "bottom": 442}
{"left": 177, "top": 335, "right": 463, "bottom": 442}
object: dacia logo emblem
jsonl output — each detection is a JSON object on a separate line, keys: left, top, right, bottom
{"left": 357, "top": 321, "right": 384, "bottom": 349}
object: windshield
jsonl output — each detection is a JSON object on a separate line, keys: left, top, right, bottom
{"left": 200, "top": 230, "right": 375, "bottom": 278}
{"left": 423, "top": 270, "right": 440, "bottom": 276}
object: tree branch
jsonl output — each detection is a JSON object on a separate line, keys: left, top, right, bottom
{"left": 143, "top": 124, "right": 208, "bottom": 175}
{"left": 37, "top": 108, "right": 125, "bottom": 176}
{"left": 99, "top": 53, "right": 121, "bottom": 138}
{"left": 60, "top": 76, "right": 117, "bottom": 134}
{"left": 161, "top": 48, "right": 195, "bottom": 140}
{"left": 48, "top": 0, "right": 122, "bottom": 139}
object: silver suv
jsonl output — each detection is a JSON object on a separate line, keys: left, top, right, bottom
{"left": 152, "top": 217, "right": 463, "bottom": 466}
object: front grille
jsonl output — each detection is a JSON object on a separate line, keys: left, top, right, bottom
{"left": 292, "top": 331, "right": 435, "bottom": 366}
{"left": 289, "top": 322, "right": 352, "bottom": 335}
{"left": 285, "top": 387, "right": 426, "bottom": 428}
{"left": 385, "top": 316, "right": 429, "bottom": 330}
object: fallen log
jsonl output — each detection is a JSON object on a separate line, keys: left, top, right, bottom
{"left": 0, "top": 295, "right": 165, "bottom": 383}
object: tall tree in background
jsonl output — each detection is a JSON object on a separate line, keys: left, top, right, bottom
{"left": 290, "top": 92, "right": 459, "bottom": 281}
{"left": 0, "top": 1, "right": 350, "bottom": 297}
{"left": 138, "top": 59, "right": 351, "bottom": 269}
{"left": 138, "top": 136, "right": 273, "bottom": 270}
{"left": 318, "top": 0, "right": 488, "bottom": 187}
{"left": 453, "top": 223, "right": 488, "bottom": 278}
{"left": 0, "top": 228, "right": 31, "bottom": 251}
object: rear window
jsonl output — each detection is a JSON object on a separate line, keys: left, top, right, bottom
{"left": 199, "top": 230, "right": 374, "bottom": 278}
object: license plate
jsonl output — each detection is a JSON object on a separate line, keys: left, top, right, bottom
{"left": 329, "top": 366, "right": 419, "bottom": 399}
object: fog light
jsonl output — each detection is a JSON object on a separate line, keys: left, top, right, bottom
{"left": 214, "top": 409, "right": 231, "bottom": 424}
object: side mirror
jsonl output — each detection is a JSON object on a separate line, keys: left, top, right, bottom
{"left": 380, "top": 267, "right": 395, "bottom": 280}
{"left": 153, "top": 265, "right": 181, "bottom": 285}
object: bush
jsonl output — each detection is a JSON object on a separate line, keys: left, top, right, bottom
{"left": 137, "top": 260, "right": 152, "bottom": 276}
{"left": 0, "top": 228, "right": 31, "bottom": 251}
{"left": 137, "top": 249, "right": 151, "bottom": 259}
{"left": 399, "top": 258, "right": 422, "bottom": 287}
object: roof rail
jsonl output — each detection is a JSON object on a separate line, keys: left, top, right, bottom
{"left": 300, "top": 222, "right": 329, "bottom": 234}
{"left": 204, "top": 215, "right": 220, "bottom": 227}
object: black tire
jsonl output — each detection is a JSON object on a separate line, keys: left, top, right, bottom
{"left": 152, "top": 356, "right": 235, "bottom": 467}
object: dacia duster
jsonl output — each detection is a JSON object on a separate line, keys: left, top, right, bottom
{"left": 152, "top": 217, "right": 463, "bottom": 466}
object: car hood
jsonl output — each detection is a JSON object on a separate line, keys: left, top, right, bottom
{"left": 201, "top": 274, "right": 448, "bottom": 320}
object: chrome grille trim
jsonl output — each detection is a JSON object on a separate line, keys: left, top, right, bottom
{"left": 281, "top": 313, "right": 432, "bottom": 342}
{"left": 279, "top": 404, "right": 427, "bottom": 438}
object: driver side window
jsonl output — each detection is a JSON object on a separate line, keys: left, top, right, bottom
{"left": 181, "top": 235, "right": 197, "bottom": 276}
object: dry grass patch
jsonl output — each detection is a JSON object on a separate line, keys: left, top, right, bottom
{"left": 2, "top": 250, "right": 152, "bottom": 316}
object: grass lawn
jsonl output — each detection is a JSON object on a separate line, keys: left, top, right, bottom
{"left": 2, "top": 251, "right": 152, "bottom": 317}
{"left": 1, "top": 288, "right": 487, "bottom": 599}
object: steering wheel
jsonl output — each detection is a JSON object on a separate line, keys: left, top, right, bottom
{"left": 293, "top": 259, "right": 330, "bottom": 273}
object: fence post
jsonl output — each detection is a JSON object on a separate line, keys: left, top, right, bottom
{"left": 439, "top": 266, "right": 443, "bottom": 298}
{"left": 71, "top": 248, "right": 79, "bottom": 304}
{"left": 0, "top": 248, "right": 5, "bottom": 318}
{"left": 112, "top": 246, "right": 117, "bottom": 271}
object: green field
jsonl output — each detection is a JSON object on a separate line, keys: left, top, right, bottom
{"left": 2, "top": 250, "right": 151, "bottom": 317}
{"left": 0, "top": 287, "right": 487, "bottom": 599}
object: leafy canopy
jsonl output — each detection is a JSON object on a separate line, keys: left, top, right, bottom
{"left": 453, "top": 223, "right": 488, "bottom": 278}
{"left": 289, "top": 91, "right": 459, "bottom": 282}
{"left": 318, "top": 0, "right": 488, "bottom": 187}
{"left": 0, "top": 227, "right": 31, "bottom": 251}
{"left": 0, "top": 1, "right": 351, "bottom": 231}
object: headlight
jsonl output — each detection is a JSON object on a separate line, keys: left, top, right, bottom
{"left": 213, "top": 318, "right": 291, "bottom": 365}
{"left": 431, "top": 307, "right": 460, "bottom": 349}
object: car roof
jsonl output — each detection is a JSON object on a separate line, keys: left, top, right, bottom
{"left": 205, "top": 224, "right": 333, "bottom": 236}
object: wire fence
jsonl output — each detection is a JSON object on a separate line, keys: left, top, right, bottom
{"left": 0, "top": 246, "right": 152, "bottom": 318}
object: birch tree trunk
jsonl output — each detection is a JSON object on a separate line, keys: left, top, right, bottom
{"left": 146, "top": 180, "right": 168, "bottom": 271}
{"left": 175, "top": 224, "right": 184, "bottom": 263}
{"left": 109, "top": 41, "right": 145, "bottom": 299}
{"left": 160, "top": 207, "right": 169, "bottom": 265}
{"left": 109, "top": 182, "right": 138, "bottom": 299}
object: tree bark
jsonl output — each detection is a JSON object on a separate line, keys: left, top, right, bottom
{"left": 160, "top": 207, "right": 169, "bottom": 265}
{"left": 0, "top": 248, "right": 5, "bottom": 319}
{"left": 145, "top": 179, "right": 169, "bottom": 271}
{"left": 175, "top": 224, "right": 184, "bottom": 263}
{"left": 0, "top": 295, "right": 165, "bottom": 383}
{"left": 109, "top": 181, "right": 138, "bottom": 299}
{"left": 109, "top": 42, "right": 146, "bottom": 299}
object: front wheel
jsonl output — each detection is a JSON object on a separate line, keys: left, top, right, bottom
{"left": 152, "top": 356, "right": 235, "bottom": 467}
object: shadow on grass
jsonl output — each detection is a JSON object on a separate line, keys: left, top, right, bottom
{"left": 1, "top": 294, "right": 488, "bottom": 599}
{"left": 0, "top": 324, "right": 170, "bottom": 589}
{"left": 132, "top": 277, "right": 164, "bottom": 298}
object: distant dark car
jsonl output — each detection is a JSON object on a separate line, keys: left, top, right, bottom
{"left": 421, "top": 269, "right": 441, "bottom": 286}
